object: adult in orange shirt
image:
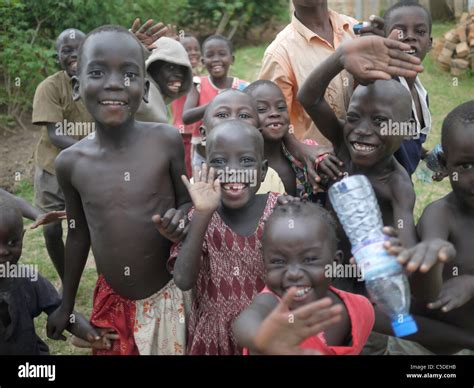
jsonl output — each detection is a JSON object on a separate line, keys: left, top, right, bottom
{"left": 259, "top": 1, "right": 358, "bottom": 144}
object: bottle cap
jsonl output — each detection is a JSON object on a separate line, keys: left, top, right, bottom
{"left": 391, "top": 314, "right": 418, "bottom": 337}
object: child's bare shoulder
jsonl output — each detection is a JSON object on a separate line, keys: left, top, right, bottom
{"left": 422, "top": 194, "right": 454, "bottom": 218}
{"left": 137, "top": 121, "right": 184, "bottom": 148}
{"left": 388, "top": 160, "right": 415, "bottom": 200}
{"left": 54, "top": 136, "right": 94, "bottom": 173}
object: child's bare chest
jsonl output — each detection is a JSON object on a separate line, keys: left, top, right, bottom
{"left": 447, "top": 217, "right": 474, "bottom": 276}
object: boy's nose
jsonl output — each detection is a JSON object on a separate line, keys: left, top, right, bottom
{"left": 0, "top": 246, "right": 9, "bottom": 257}
{"left": 269, "top": 111, "right": 281, "bottom": 118}
{"left": 105, "top": 74, "right": 125, "bottom": 90}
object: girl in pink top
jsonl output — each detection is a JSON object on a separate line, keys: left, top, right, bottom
{"left": 182, "top": 35, "right": 248, "bottom": 166}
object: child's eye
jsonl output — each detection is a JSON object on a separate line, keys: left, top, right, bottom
{"left": 373, "top": 117, "right": 387, "bottom": 126}
{"left": 124, "top": 72, "right": 137, "bottom": 80}
{"left": 461, "top": 163, "right": 473, "bottom": 170}
{"left": 7, "top": 240, "right": 17, "bottom": 247}
{"left": 241, "top": 157, "right": 256, "bottom": 164}
{"left": 239, "top": 113, "right": 252, "bottom": 120}
{"left": 346, "top": 114, "right": 359, "bottom": 123}
{"left": 89, "top": 70, "right": 103, "bottom": 78}
{"left": 416, "top": 29, "right": 426, "bottom": 36}
{"left": 257, "top": 106, "right": 267, "bottom": 113}
{"left": 270, "top": 258, "right": 285, "bottom": 265}
{"left": 278, "top": 105, "right": 287, "bottom": 112}
{"left": 210, "top": 158, "right": 225, "bottom": 165}
{"left": 303, "top": 257, "right": 319, "bottom": 264}
{"left": 215, "top": 112, "right": 229, "bottom": 119}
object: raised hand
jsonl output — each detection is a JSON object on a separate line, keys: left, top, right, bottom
{"left": 181, "top": 163, "right": 221, "bottom": 214}
{"left": 130, "top": 18, "right": 169, "bottom": 50}
{"left": 254, "top": 287, "right": 343, "bottom": 355}
{"left": 428, "top": 275, "right": 474, "bottom": 312}
{"left": 340, "top": 33, "right": 424, "bottom": 84}
{"left": 30, "top": 210, "right": 66, "bottom": 229}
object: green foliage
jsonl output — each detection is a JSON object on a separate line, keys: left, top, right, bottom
{"left": 0, "top": 0, "right": 287, "bottom": 128}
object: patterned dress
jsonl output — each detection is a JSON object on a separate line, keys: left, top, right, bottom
{"left": 169, "top": 192, "right": 279, "bottom": 355}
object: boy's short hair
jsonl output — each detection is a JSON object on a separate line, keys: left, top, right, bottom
{"left": 243, "top": 80, "right": 280, "bottom": 95}
{"left": 55, "top": 28, "right": 85, "bottom": 51}
{"left": 202, "top": 34, "right": 233, "bottom": 53}
{"left": 203, "top": 89, "right": 256, "bottom": 129}
{"left": 0, "top": 195, "right": 23, "bottom": 226}
{"left": 77, "top": 25, "right": 145, "bottom": 73}
{"left": 263, "top": 201, "right": 338, "bottom": 251}
{"left": 384, "top": 0, "right": 432, "bottom": 33}
{"left": 441, "top": 100, "right": 474, "bottom": 151}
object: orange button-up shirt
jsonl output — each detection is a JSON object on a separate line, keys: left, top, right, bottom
{"left": 259, "top": 10, "right": 357, "bottom": 145}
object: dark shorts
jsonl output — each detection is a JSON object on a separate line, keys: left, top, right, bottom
{"left": 34, "top": 166, "right": 65, "bottom": 212}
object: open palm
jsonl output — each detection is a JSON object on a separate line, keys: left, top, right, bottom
{"left": 341, "top": 33, "right": 424, "bottom": 84}
{"left": 182, "top": 164, "right": 221, "bottom": 213}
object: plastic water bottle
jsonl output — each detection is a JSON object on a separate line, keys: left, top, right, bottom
{"left": 415, "top": 144, "right": 444, "bottom": 183}
{"left": 328, "top": 175, "right": 418, "bottom": 337}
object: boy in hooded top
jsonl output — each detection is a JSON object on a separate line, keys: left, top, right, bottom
{"left": 135, "top": 37, "right": 193, "bottom": 124}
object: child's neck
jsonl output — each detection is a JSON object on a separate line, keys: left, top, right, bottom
{"left": 264, "top": 139, "right": 285, "bottom": 163}
{"left": 95, "top": 118, "right": 137, "bottom": 149}
{"left": 351, "top": 155, "right": 393, "bottom": 176}
{"left": 210, "top": 75, "right": 232, "bottom": 90}
{"left": 294, "top": 1, "right": 331, "bottom": 32}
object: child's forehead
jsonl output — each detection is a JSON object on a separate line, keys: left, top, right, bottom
{"left": 211, "top": 92, "right": 254, "bottom": 109}
{"left": 82, "top": 32, "right": 143, "bottom": 65}
{"left": 203, "top": 39, "right": 230, "bottom": 51}
{"left": 251, "top": 84, "right": 285, "bottom": 100}
{"left": 387, "top": 6, "right": 430, "bottom": 27}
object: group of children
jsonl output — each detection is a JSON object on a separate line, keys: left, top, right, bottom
{"left": 1, "top": 0, "right": 473, "bottom": 356}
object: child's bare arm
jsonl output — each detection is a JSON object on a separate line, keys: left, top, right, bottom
{"left": 153, "top": 127, "right": 192, "bottom": 243}
{"left": 173, "top": 164, "right": 220, "bottom": 290}
{"left": 65, "top": 311, "right": 100, "bottom": 343}
{"left": 373, "top": 307, "right": 474, "bottom": 353}
{"left": 183, "top": 85, "right": 208, "bottom": 125}
{"left": 234, "top": 288, "right": 342, "bottom": 355}
{"left": 46, "top": 123, "right": 78, "bottom": 149}
{"left": 0, "top": 188, "right": 41, "bottom": 221}
{"left": 47, "top": 152, "right": 91, "bottom": 339}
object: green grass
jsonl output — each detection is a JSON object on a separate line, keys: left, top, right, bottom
{"left": 12, "top": 22, "right": 474, "bottom": 355}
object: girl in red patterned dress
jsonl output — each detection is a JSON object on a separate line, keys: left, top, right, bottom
{"left": 169, "top": 121, "right": 279, "bottom": 355}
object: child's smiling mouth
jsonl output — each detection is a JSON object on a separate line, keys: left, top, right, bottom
{"left": 350, "top": 141, "right": 379, "bottom": 153}
{"left": 167, "top": 80, "right": 182, "bottom": 93}
{"left": 99, "top": 100, "right": 128, "bottom": 106}
{"left": 221, "top": 183, "right": 248, "bottom": 200}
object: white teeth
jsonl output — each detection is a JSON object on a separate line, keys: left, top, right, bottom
{"left": 353, "top": 142, "right": 376, "bottom": 152}
{"left": 223, "top": 183, "right": 246, "bottom": 191}
{"left": 295, "top": 287, "right": 312, "bottom": 297}
{"left": 404, "top": 49, "right": 416, "bottom": 54}
{"left": 100, "top": 100, "right": 126, "bottom": 105}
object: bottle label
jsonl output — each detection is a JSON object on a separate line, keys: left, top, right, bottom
{"left": 353, "top": 238, "right": 401, "bottom": 281}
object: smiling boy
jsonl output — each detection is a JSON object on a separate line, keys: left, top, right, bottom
{"left": 46, "top": 26, "right": 191, "bottom": 355}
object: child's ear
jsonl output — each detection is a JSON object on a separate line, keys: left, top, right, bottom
{"left": 260, "top": 159, "right": 268, "bottom": 182}
{"left": 199, "top": 125, "right": 207, "bottom": 142}
{"left": 334, "top": 250, "right": 343, "bottom": 266}
{"left": 231, "top": 54, "right": 235, "bottom": 65}
{"left": 428, "top": 37, "right": 433, "bottom": 52}
{"left": 71, "top": 76, "right": 81, "bottom": 101}
{"left": 142, "top": 79, "right": 150, "bottom": 103}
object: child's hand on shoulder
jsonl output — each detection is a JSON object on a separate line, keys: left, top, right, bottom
{"left": 182, "top": 163, "right": 221, "bottom": 214}
{"left": 428, "top": 275, "right": 474, "bottom": 313}
{"left": 254, "top": 287, "right": 343, "bottom": 355}
{"left": 153, "top": 209, "right": 189, "bottom": 243}
{"left": 71, "top": 327, "right": 119, "bottom": 350}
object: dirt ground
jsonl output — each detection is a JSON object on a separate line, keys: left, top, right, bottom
{"left": 0, "top": 119, "right": 39, "bottom": 191}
